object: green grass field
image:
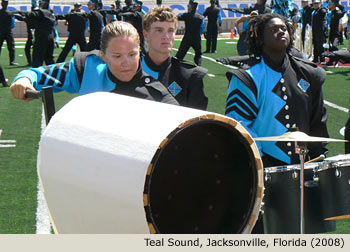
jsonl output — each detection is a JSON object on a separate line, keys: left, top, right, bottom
{"left": 0, "top": 37, "right": 349, "bottom": 234}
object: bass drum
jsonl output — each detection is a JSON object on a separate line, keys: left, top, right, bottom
{"left": 263, "top": 163, "right": 336, "bottom": 234}
{"left": 38, "top": 92, "right": 264, "bottom": 234}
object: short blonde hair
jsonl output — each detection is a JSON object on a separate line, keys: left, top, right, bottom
{"left": 143, "top": 6, "right": 178, "bottom": 31}
{"left": 100, "top": 21, "right": 140, "bottom": 53}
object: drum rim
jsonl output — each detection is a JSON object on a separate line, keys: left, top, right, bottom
{"left": 143, "top": 114, "right": 264, "bottom": 234}
{"left": 265, "top": 162, "right": 320, "bottom": 173}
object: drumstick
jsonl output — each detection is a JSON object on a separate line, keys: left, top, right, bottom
{"left": 305, "top": 154, "right": 325, "bottom": 163}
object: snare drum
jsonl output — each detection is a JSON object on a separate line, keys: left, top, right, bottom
{"left": 318, "top": 154, "right": 350, "bottom": 220}
{"left": 263, "top": 163, "right": 336, "bottom": 234}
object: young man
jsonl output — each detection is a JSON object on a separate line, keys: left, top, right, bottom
{"left": 142, "top": 6, "right": 208, "bottom": 110}
{"left": 225, "top": 13, "right": 330, "bottom": 234}
{"left": 225, "top": 13, "right": 329, "bottom": 168}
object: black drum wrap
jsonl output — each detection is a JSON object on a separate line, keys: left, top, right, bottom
{"left": 263, "top": 164, "right": 336, "bottom": 234}
{"left": 318, "top": 155, "right": 350, "bottom": 220}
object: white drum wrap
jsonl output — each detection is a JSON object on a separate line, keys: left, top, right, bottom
{"left": 38, "top": 92, "right": 263, "bottom": 234}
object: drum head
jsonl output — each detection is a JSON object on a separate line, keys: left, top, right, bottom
{"left": 144, "top": 118, "right": 262, "bottom": 233}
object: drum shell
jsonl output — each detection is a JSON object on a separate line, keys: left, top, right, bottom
{"left": 263, "top": 165, "right": 336, "bottom": 234}
{"left": 38, "top": 92, "right": 264, "bottom": 234}
{"left": 318, "top": 155, "right": 350, "bottom": 220}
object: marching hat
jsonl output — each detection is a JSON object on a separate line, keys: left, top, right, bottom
{"left": 312, "top": 0, "right": 321, "bottom": 3}
{"left": 74, "top": 2, "right": 82, "bottom": 7}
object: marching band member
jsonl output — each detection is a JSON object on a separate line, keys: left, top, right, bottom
{"left": 10, "top": 21, "right": 179, "bottom": 106}
{"left": 225, "top": 13, "right": 329, "bottom": 168}
{"left": 142, "top": 6, "right": 208, "bottom": 110}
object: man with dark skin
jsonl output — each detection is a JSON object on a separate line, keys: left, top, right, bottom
{"left": 225, "top": 13, "right": 329, "bottom": 233}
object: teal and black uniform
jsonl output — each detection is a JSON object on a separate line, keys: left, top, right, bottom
{"left": 225, "top": 52, "right": 329, "bottom": 167}
{"left": 141, "top": 54, "right": 208, "bottom": 110}
{"left": 13, "top": 50, "right": 179, "bottom": 106}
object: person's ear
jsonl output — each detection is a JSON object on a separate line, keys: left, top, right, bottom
{"left": 143, "top": 29, "right": 149, "bottom": 41}
{"left": 100, "top": 51, "right": 107, "bottom": 62}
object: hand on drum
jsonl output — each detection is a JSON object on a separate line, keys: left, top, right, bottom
{"left": 10, "top": 77, "right": 36, "bottom": 102}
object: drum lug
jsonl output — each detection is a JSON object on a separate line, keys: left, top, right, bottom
{"left": 260, "top": 201, "right": 265, "bottom": 214}
{"left": 335, "top": 168, "right": 342, "bottom": 178}
{"left": 264, "top": 173, "right": 271, "bottom": 182}
{"left": 292, "top": 170, "right": 298, "bottom": 180}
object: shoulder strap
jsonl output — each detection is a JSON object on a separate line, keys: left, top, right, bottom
{"left": 73, "top": 50, "right": 100, "bottom": 85}
{"left": 226, "top": 69, "right": 257, "bottom": 98}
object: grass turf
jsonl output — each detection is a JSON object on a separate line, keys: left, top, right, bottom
{"left": 0, "top": 38, "right": 349, "bottom": 233}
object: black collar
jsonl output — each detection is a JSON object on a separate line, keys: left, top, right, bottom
{"left": 262, "top": 52, "right": 289, "bottom": 73}
{"left": 107, "top": 64, "right": 143, "bottom": 86}
{"left": 144, "top": 53, "right": 171, "bottom": 72}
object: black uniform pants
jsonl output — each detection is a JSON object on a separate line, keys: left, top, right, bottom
{"left": 176, "top": 36, "right": 202, "bottom": 66}
{"left": 206, "top": 25, "right": 218, "bottom": 52}
{"left": 57, "top": 35, "right": 87, "bottom": 63}
{"left": 0, "top": 65, "right": 5, "bottom": 84}
{"left": 86, "top": 32, "right": 101, "bottom": 51}
{"left": 312, "top": 32, "right": 325, "bottom": 62}
{"left": 32, "top": 32, "right": 55, "bottom": 67}
{"left": 0, "top": 31, "right": 16, "bottom": 63}
{"left": 25, "top": 29, "right": 33, "bottom": 65}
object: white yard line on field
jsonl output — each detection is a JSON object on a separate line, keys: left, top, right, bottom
{"left": 172, "top": 48, "right": 238, "bottom": 70}
{"left": 324, "top": 100, "right": 349, "bottom": 113}
{"left": 36, "top": 105, "right": 51, "bottom": 234}
{"left": 0, "top": 130, "right": 16, "bottom": 148}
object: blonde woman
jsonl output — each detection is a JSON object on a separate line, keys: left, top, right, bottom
{"left": 10, "top": 21, "right": 178, "bottom": 106}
